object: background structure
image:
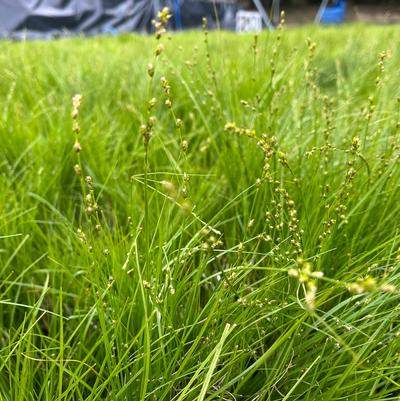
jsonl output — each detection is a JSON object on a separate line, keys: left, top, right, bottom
{"left": 0, "top": 0, "right": 399, "bottom": 39}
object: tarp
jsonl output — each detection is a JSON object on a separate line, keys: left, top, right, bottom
{"left": 0, "top": 0, "right": 238, "bottom": 39}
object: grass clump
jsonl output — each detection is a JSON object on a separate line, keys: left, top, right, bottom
{"left": 0, "top": 20, "right": 400, "bottom": 400}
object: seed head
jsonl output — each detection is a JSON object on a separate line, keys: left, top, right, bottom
{"left": 153, "top": 7, "right": 171, "bottom": 39}
{"left": 160, "top": 76, "right": 168, "bottom": 88}
{"left": 147, "top": 63, "right": 155, "bottom": 78}
{"left": 155, "top": 43, "right": 164, "bottom": 56}
{"left": 148, "top": 97, "right": 157, "bottom": 110}
{"left": 161, "top": 180, "right": 176, "bottom": 195}
{"left": 143, "top": 280, "right": 152, "bottom": 289}
{"left": 73, "top": 142, "right": 82, "bottom": 153}
{"left": 72, "top": 94, "right": 82, "bottom": 119}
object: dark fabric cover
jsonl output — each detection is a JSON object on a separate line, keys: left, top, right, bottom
{"left": 178, "top": 1, "right": 237, "bottom": 30}
{"left": 0, "top": 0, "right": 237, "bottom": 39}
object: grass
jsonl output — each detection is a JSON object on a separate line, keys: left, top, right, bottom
{"left": 0, "top": 21, "right": 400, "bottom": 400}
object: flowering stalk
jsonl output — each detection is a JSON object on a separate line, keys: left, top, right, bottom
{"left": 140, "top": 7, "right": 171, "bottom": 276}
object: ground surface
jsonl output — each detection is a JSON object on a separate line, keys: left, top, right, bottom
{"left": 0, "top": 24, "right": 400, "bottom": 400}
{"left": 284, "top": 3, "right": 400, "bottom": 24}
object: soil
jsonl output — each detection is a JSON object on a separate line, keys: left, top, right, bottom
{"left": 282, "top": 2, "right": 400, "bottom": 25}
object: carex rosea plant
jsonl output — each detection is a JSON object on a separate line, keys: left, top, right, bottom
{"left": 0, "top": 15, "right": 399, "bottom": 401}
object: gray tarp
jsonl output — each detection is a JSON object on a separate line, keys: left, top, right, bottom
{"left": 0, "top": 0, "right": 237, "bottom": 39}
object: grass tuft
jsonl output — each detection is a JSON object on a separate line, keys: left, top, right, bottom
{"left": 0, "top": 23, "right": 400, "bottom": 400}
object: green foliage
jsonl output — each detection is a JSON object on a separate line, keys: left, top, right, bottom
{"left": 0, "top": 24, "right": 399, "bottom": 400}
